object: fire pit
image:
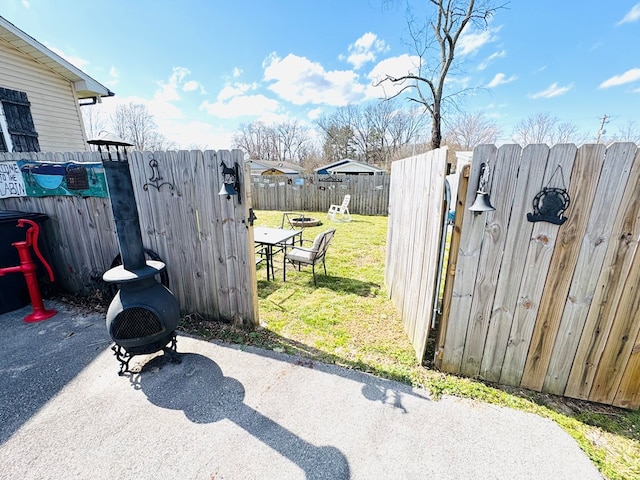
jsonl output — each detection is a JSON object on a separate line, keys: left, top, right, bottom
{"left": 89, "top": 133, "right": 181, "bottom": 375}
{"left": 289, "top": 216, "right": 322, "bottom": 228}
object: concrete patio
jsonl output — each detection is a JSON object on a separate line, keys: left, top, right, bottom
{"left": 0, "top": 300, "right": 603, "bottom": 479}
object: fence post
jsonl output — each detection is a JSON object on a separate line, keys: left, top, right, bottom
{"left": 435, "top": 163, "right": 469, "bottom": 369}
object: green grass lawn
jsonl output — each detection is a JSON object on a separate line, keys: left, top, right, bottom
{"left": 180, "top": 209, "right": 640, "bottom": 480}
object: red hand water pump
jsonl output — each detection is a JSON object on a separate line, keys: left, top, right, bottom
{"left": 0, "top": 218, "right": 57, "bottom": 322}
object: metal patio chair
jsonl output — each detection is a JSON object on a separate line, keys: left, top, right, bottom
{"left": 283, "top": 228, "right": 336, "bottom": 286}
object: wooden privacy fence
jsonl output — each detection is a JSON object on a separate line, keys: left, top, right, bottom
{"left": 250, "top": 173, "right": 390, "bottom": 215}
{"left": 0, "top": 150, "right": 258, "bottom": 326}
{"left": 385, "top": 149, "right": 448, "bottom": 360}
{"left": 438, "top": 143, "right": 640, "bottom": 409}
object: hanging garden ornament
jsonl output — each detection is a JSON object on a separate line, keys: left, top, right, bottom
{"left": 527, "top": 165, "right": 570, "bottom": 225}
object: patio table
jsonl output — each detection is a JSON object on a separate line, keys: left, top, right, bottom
{"left": 254, "top": 226, "right": 302, "bottom": 281}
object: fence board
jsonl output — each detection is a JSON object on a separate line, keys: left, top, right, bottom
{"left": 391, "top": 154, "right": 419, "bottom": 341}
{"left": 415, "top": 149, "right": 447, "bottom": 358}
{"left": 209, "top": 152, "right": 233, "bottom": 319}
{"left": 565, "top": 147, "right": 640, "bottom": 400}
{"left": 543, "top": 143, "right": 636, "bottom": 394}
{"left": 218, "top": 150, "right": 244, "bottom": 320}
{"left": 589, "top": 245, "right": 640, "bottom": 404}
{"left": 499, "top": 144, "right": 577, "bottom": 386}
{"left": 193, "top": 150, "right": 220, "bottom": 318}
{"left": 460, "top": 144, "right": 522, "bottom": 377}
{"left": 243, "top": 162, "right": 260, "bottom": 326}
{"left": 479, "top": 144, "right": 549, "bottom": 381}
{"left": 613, "top": 327, "right": 640, "bottom": 409}
{"left": 436, "top": 164, "right": 470, "bottom": 368}
{"left": 521, "top": 144, "right": 606, "bottom": 391}
{"left": 441, "top": 144, "right": 497, "bottom": 374}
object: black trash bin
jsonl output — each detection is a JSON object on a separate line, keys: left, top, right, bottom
{"left": 0, "top": 210, "right": 49, "bottom": 314}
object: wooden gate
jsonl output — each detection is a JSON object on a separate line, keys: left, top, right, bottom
{"left": 437, "top": 143, "right": 640, "bottom": 409}
{"left": 385, "top": 148, "right": 448, "bottom": 361}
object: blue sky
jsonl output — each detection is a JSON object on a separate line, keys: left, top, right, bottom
{"left": 3, "top": 0, "right": 640, "bottom": 149}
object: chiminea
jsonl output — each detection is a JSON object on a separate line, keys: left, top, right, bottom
{"left": 89, "top": 133, "right": 180, "bottom": 375}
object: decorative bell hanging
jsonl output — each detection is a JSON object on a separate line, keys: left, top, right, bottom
{"left": 218, "top": 182, "right": 238, "bottom": 197}
{"left": 468, "top": 162, "right": 496, "bottom": 214}
{"left": 469, "top": 191, "right": 496, "bottom": 212}
{"left": 218, "top": 160, "right": 241, "bottom": 203}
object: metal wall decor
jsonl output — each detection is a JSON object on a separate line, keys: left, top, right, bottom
{"left": 319, "top": 174, "right": 342, "bottom": 183}
{"left": 527, "top": 164, "right": 570, "bottom": 225}
{"left": 143, "top": 155, "right": 174, "bottom": 192}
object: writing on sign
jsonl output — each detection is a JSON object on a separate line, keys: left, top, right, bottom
{"left": 0, "top": 161, "right": 26, "bottom": 198}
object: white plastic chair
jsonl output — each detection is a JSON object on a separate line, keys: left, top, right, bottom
{"left": 328, "top": 195, "right": 351, "bottom": 222}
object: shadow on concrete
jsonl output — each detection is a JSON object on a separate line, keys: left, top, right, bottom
{"left": 0, "top": 302, "right": 111, "bottom": 444}
{"left": 178, "top": 319, "right": 431, "bottom": 411}
{"left": 131, "top": 352, "right": 351, "bottom": 480}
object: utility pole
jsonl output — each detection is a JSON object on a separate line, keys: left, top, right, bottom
{"left": 596, "top": 114, "right": 609, "bottom": 143}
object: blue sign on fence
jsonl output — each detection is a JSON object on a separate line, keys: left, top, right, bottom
{"left": 0, "top": 160, "right": 108, "bottom": 199}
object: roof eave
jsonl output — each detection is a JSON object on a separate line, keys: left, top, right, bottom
{"left": 0, "top": 15, "right": 115, "bottom": 99}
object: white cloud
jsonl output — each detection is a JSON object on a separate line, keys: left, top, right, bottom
{"left": 307, "top": 107, "right": 323, "bottom": 120}
{"left": 232, "top": 67, "right": 243, "bottom": 78}
{"left": 457, "top": 26, "right": 501, "bottom": 56}
{"left": 154, "top": 67, "right": 192, "bottom": 102}
{"left": 366, "top": 54, "right": 420, "bottom": 99}
{"left": 477, "top": 49, "right": 506, "bottom": 70}
{"left": 529, "top": 82, "right": 573, "bottom": 99}
{"left": 617, "top": 3, "right": 640, "bottom": 25}
{"left": 599, "top": 68, "right": 640, "bottom": 88}
{"left": 22, "top": 0, "right": 30, "bottom": 7}
{"left": 486, "top": 73, "right": 517, "bottom": 88}
{"left": 263, "top": 52, "right": 366, "bottom": 106}
{"left": 158, "top": 119, "right": 234, "bottom": 150}
{"left": 104, "top": 66, "right": 119, "bottom": 87}
{"left": 46, "top": 45, "right": 89, "bottom": 70}
{"left": 342, "top": 32, "right": 389, "bottom": 69}
{"left": 183, "top": 80, "right": 200, "bottom": 92}
{"left": 217, "top": 83, "right": 256, "bottom": 102}
{"left": 200, "top": 94, "right": 280, "bottom": 118}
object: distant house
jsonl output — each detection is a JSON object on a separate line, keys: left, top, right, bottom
{"left": 246, "top": 159, "right": 305, "bottom": 176}
{"left": 0, "top": 16, "right": 114, "bottom": 152}
{"left": 315, "top": 158, "right": 386, "bottom": 176}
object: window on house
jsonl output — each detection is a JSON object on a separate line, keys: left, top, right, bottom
{"left": 0, "top": 87, "right": 40, "bottom": 152}
{"left": 0, "top": 129, "right": 7, "bottom": 152}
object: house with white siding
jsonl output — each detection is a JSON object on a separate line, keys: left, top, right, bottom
{"left": 0, "top": 16, "right": 114, "bottom": 152}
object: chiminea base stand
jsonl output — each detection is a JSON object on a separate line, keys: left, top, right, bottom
{"left": 112, "top": 332, "right": 182, "bottom": 376}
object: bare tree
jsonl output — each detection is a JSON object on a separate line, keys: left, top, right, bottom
{"left": 443, "top": 111, "right": 501, "bottom": 149}
{"left": 315, "top": 100, "right": 428, "bottom": 166}
{"left": 275, "top": 120, "right": 310, "bottom": 162}
{"left": 512, "top": 112, "right": 587, "bottom": 146}
{"left": 233, "top": 120, "right": 311, "bottom": 162}
{"left": 377, "top": 0, "right": 505, "bottom": 150}
{"left": 111, "top": 103, "right": 171, "bottom": 151}
{"left": 233, "top": 121, "right": 271, "bottom": 160}
{"left": 610, "top": 120, "right": 640, "bottom": 145}
{"left": 81, "top": 105, "right": 108, "bottom": 141}
{"left": 315, "top": 119, "right": 358, "bottom": 162}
